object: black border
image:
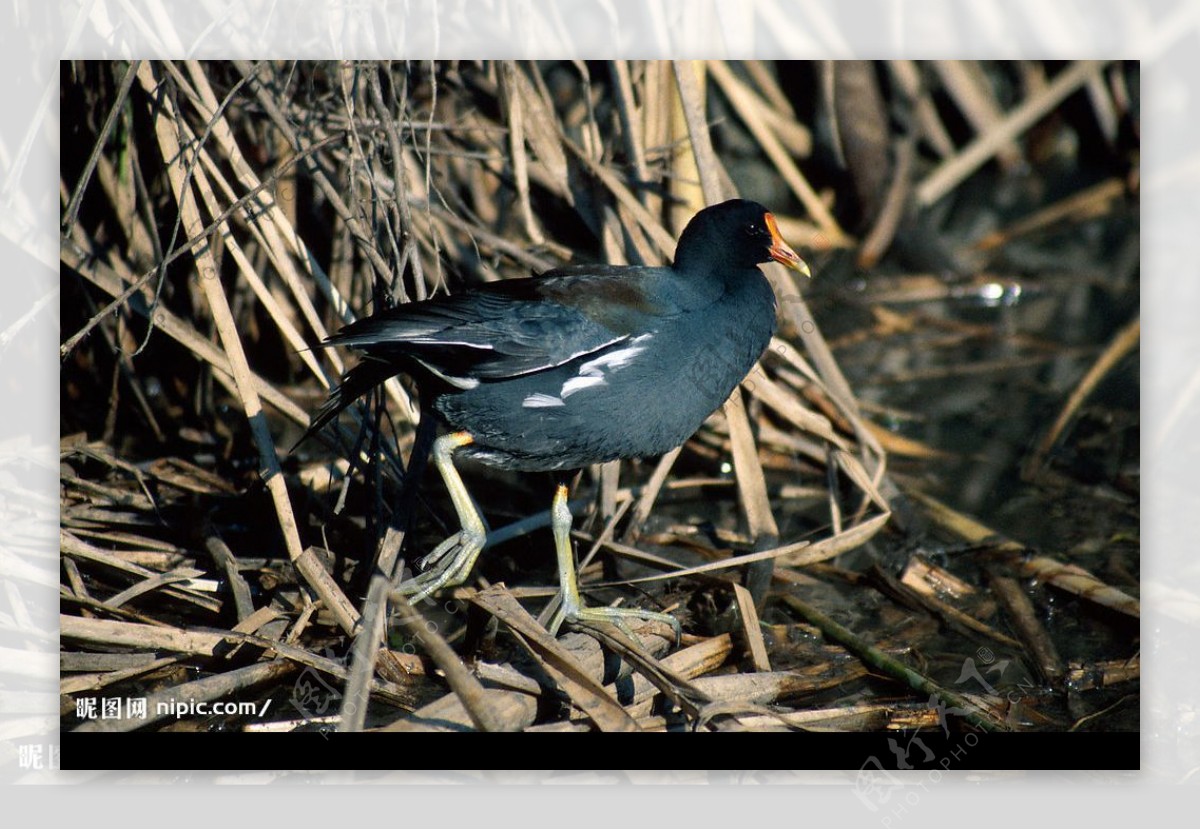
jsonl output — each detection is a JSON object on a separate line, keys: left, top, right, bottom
{"left": 62, "top": 731, "right": 1139, "bottom": 772}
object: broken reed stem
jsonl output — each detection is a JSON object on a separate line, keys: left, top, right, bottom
{"left": 671, "top": 59, "right": 780, "bottom": 589}
{"left": 987, "top": 571, "right": 1065, "bottom": 685}
{"left": 1024, "top": 316, "right": 1140, "bottom": 480}
{"left": 917, "top": 60, "right": 1108, "bottom": 205}
{"left": 390, "top": 593, "right": 512, "bottom": 733}
{"left": 137, "top": 62, "right": 306, "bottom": 568}
{"left": 782, "top": 593, "right": 1008, "bottom": 732}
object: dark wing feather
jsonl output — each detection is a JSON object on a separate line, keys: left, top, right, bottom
{"left": 300, "top": 267, "right": 680, "bottom": 442}
{"left": 324, "top": 271, "right": 676, "bottom": 381}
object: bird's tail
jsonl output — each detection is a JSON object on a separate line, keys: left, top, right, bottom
{"left": 294, "top": 357, "right": 403, "bottom": 449}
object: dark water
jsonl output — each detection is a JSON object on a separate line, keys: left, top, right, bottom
{"left": 783, "top": 194, "right": 1140, "bottom": 731}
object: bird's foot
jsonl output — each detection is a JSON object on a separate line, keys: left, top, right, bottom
{"left": 395, "top": 526, "right": 486, "bottom": 604}
{"left": 549, "top": 600, "right": 681, "bottom": 645}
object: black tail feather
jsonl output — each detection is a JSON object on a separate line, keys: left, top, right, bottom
{"left": 293, "top": 358, "right": 403, "bottom": 449}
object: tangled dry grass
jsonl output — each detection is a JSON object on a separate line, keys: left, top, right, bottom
{"left": 59, "top": 60, "right": 1138, "bottom": 739}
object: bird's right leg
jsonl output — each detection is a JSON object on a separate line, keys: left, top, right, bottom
{"left": 547, "top": 482, "right": 681, "bottom": 642}
{"left": 395, "top": 431, "right": 487, "bottom": 603}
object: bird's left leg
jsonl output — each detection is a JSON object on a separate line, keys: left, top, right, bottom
{"left": 395, "top": 431, "right": 487, "bottom": 603}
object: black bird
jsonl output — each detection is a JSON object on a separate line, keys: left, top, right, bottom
{"left": 303, "top": 199, "right": 810, "bottom": 636}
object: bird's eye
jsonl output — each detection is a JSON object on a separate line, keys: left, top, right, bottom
{"left": 745, "top": 224, "right": 760, "bottom": 236}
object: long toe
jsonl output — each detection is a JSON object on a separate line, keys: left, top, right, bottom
{"left": 395, "top": 525, "right": 487, "bottom": 605}
{"left": 553, "top": 603, "right": 681, "bottom": 645}
{"left": 417, "top": 532, "right": 465, "bottom": 570}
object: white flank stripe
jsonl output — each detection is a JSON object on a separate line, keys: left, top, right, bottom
{"left": 561, "top": 374, "right": 607, "bottom": 397}
{"left": 523, "top": 392, "right": 565, "bottom": 408}
{"left": 560, "top": 334, "right": 652, "bottom": 399}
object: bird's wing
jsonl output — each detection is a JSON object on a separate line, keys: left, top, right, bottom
{"left": 325, "top": 268, "right": 678, "bottom": 383}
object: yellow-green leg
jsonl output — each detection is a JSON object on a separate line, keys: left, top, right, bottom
{"left": 397, "top": 435, "right": 679, "bottom": 641}
{"left": 547, "top": 483, "right": 681, "bottom": 641}
{"left": 395, "top": 431, "right": 487, "bottom": 603}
